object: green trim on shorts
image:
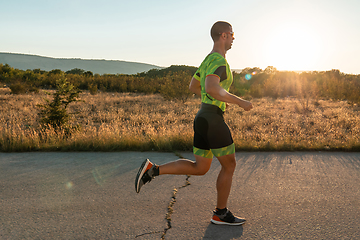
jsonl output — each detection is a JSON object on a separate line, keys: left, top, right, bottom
{"left": 193, "top": 147, "right": 213, "bottom": 159}
{"left": 193, "top": 143, "right": 235, "bottom": 158}
{"left": 211, "top": 143, "right": 235, "bottom": 157}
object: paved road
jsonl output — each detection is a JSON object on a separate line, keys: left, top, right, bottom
{"left": 1, "top": 152, "right": 360, "bottom": 239}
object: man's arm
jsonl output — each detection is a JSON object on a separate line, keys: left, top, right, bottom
{"left": 189, "top": 77, "right": 201, "bottom": 97}
{"left": 205, "top": 75, "right": 253, "bottom": 111}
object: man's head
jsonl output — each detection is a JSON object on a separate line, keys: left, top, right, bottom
{"left": 210, "top": 21, "right": 234, "bottom": 51}
{"left": 210, "top": 21, "right": 233, "bottom": 42}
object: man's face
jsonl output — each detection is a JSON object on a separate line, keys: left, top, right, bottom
{"left": 225, "top": 27, "right": 235, "bottom": 51}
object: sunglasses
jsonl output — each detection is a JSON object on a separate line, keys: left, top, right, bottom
{"left": 220, "top": 31, "right": 234, "bottom": 37}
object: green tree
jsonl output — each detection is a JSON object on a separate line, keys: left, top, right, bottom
{"left": 38, "top": 76, "right": 82, "bottom": 130}
{"left": 66, "top": 68, "right": 85, "bottom": 75}
{"left": 160, "top": 71, "right": 193, "bottom": 102}
{"left": 84, "top": 71, "right": 93, "bottom": 77}
{"left": 49, "top": 69, "right": 63, "bottom": 75}
{"left": 264, "top": 66, "right": 277, "bottom": 74}
{"left": 9, "top": 83, "right": 27, "bottom": 94}
{"left": 88, "top": 83, "right": 98, "bottom": 95}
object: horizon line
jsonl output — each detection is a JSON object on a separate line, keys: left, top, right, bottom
{"left": 1, "top": 51, "right": 358, "bottom": 75}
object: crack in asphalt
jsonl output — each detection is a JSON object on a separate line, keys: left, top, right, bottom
{"left": 161, "top": 174, "right": 191, "bottom": 240}
{"left": 135, "top": 175, "right": 191, "bottom": 239}
{"left": 135, "top": 153, "right": 191, "bottom": 239}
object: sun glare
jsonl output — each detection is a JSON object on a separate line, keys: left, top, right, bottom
{"left": 264, "top": 23, "right": 321, "bottom": 71}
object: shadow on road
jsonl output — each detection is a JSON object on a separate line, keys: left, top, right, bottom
{"left": 203, "top": 223, "right": 243, "bottom": 239}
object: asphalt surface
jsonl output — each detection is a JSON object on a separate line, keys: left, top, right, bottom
{"left": 1, "top": 151, "right": 360, "bottom": 239}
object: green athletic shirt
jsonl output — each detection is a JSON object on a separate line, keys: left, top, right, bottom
{"left": 193, "top": 52, "right": 233, "bottom": 112}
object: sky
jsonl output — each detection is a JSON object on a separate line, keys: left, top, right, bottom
{"left": 1, "top": 0, "right": 360, "bottom": 74}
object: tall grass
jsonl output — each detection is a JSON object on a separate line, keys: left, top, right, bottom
{"left": 1, "top": 87, "right": 359, "bottom": 152}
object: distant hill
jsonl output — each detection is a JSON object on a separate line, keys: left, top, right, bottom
{"left": 0, "top": 52, "right": 163, "bottom": 75}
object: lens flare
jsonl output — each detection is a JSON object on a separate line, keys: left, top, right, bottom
{"left": 245, "top": 71, "right": 257, "bottom": 81}
{"left": 65, "top": 181, "right": 74, "bottom": 189}
{"left": 92, "top": 168, "right": 104, "bottom": 186}
{"left": 91, "top": 164, "right": 122, "bottom": 186}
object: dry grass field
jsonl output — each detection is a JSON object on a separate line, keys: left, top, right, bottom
{"left": 1, "top": 87, "right": 359, "bottom": 152}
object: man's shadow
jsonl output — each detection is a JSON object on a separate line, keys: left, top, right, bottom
{"left": 203, "top": 223, "right": 243, "bottom": 239}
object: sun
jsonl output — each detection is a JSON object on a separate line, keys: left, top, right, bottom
{"left": 264, "top": 23, "right": 321, "bottom": 71}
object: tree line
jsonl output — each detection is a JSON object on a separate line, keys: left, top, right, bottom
{"left": 234, "top": 66, "right": 360, "bottom": 104}
{"left": 1, "top": 63, "right": 359, "bottom": 103}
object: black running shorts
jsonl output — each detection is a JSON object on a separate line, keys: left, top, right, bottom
{"left": 193, "top": 103, "right": 235, "bottom": 158}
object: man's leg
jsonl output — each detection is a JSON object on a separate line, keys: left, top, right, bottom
{"left": 135, "top": 155, "right": 212, "bottom": 193}
{"left": 215, "top": 153, "right": 236, "bottom": 209}
{"left": 210, "top": 153, "right": 245, "bottom": 225}
{"left": 159, "top": 155, "right": 212, "bottom": 176}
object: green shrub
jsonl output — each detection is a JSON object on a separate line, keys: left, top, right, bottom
{"left": 37, "top": 76, "right": 82, "bottom": 131}
{"left": 160, "top": 71, "right": 193, "bottom": 102}
{"left": 88, "top": 83, "right": 98, "bottom": 95}
{"left": 28, "top": 86, "right": 40, "bottom": 94}
{"left": 10, "top": 83, "right": 27, "bottom": 94}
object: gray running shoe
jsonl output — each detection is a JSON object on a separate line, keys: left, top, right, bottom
{"left": 135, "top": 159, "right": 157, "bottom": 193}
{"left": 211, "top": 209, "right": 246, "bottom": 225}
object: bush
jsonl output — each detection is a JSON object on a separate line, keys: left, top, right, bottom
{"left": 88, "top": 83, "right": 98, "bottom": 95}
{"left": 37, "top": 76, "right": 82, "bottom": 131}
{"left": 160, "top": 71, "right": 193, "bottom": 102}
{"left": 10, "top": 83, "right": 27, "bottom": 94}
{"left": 28, "top": 86, "right": 40, "bottom": 94}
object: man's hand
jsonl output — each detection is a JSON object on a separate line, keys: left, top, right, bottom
{"left": 240, "top": 100, "right": 253, "bottom": 111}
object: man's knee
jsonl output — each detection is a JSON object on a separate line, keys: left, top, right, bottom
{"left": 193, "top": 155, "right": 212, "bottom": 175}
{"left": 195, "top": 165, "right": 211, "bottom": 175}
{"left": 225, "top": 159, "right": 236, "bottom": 172}
{"left": 229, "top": 159, "right": 236, "bottom": 171}
{"left": 218, "top": 155, "right": 236, "bottom": 172}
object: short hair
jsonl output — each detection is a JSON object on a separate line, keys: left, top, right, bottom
{"left": 210, "top": 21, "right": 232, "bottom": 41}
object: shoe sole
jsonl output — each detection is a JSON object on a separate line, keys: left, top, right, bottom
{"left": 135, "top": 159, "right": 152, "bottom": 193}
{"left": 210, "top": 219, "right": 246, "bottom": 226}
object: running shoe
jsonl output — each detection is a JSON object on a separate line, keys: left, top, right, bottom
{"left": 135, "top": 159, "right": 157, "bottom": 193}
{"left": 211, "top": 209, "right": 246, "bottom": 225}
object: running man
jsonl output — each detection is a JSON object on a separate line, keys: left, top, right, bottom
{"left": 135, "top": 21, "right": 253, "bottom": 225}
